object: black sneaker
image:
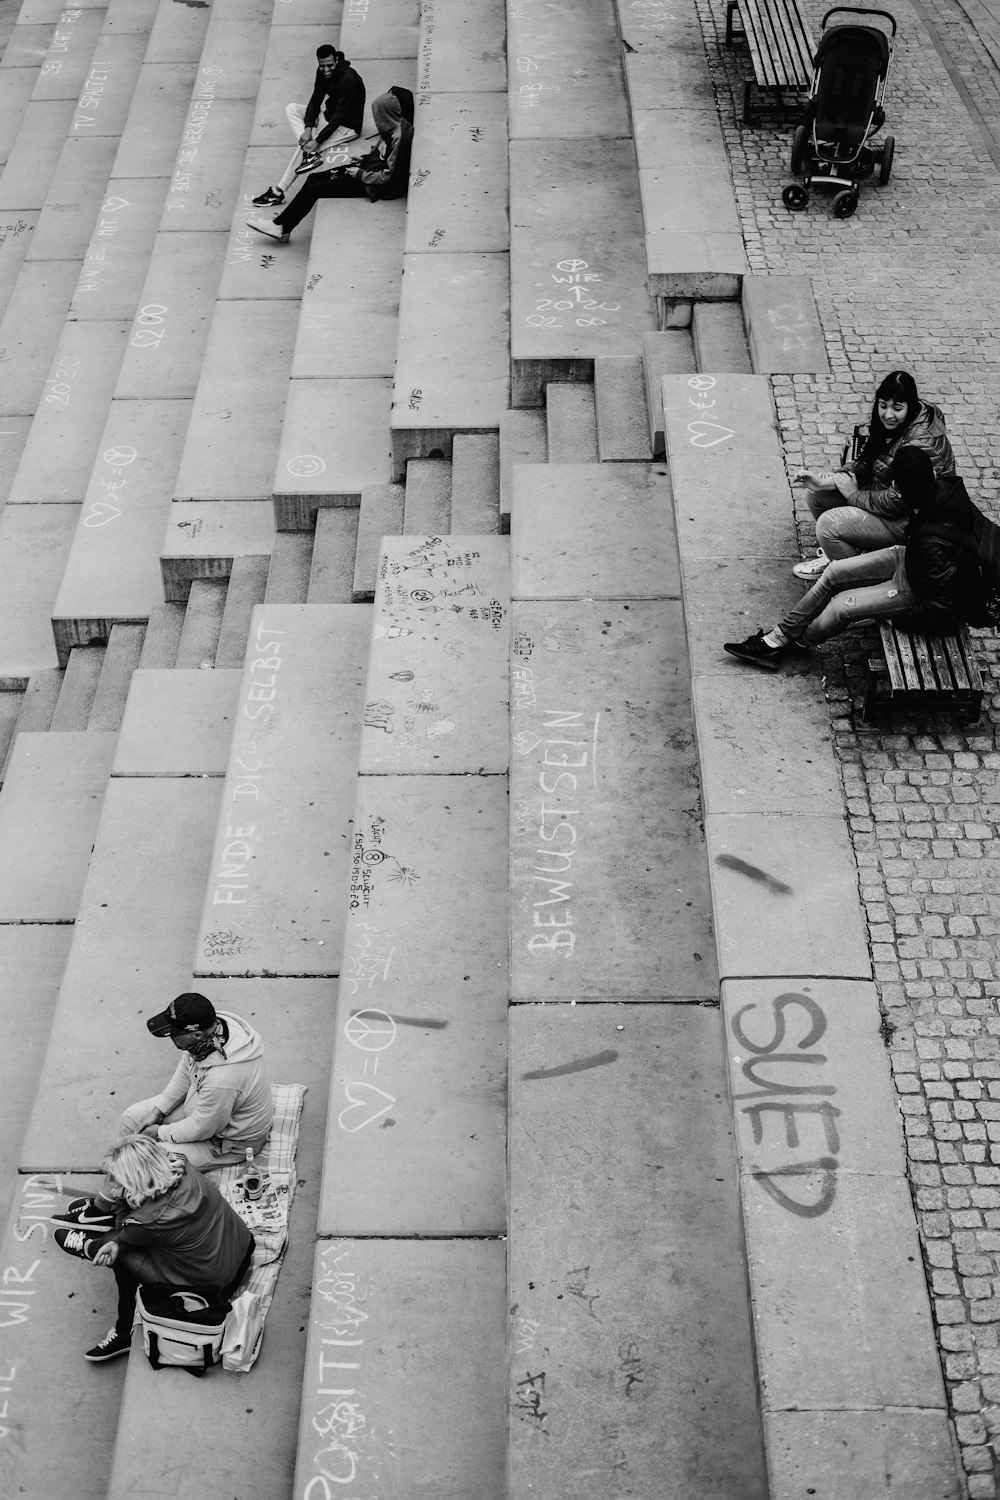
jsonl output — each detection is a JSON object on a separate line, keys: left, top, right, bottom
{"left": 85, "top": 1326, "right": 131, "bottom": 1363}
{"left": 723, "top": 630, "right": 788, "bottom": 672}
{"left": 252, "top": 186, "right": 284, "bottom": 206}
{"left": 294, "top": 149, "right": 324, "bottom": 176}
{"left": 51, "top": 1197, "right": 115, "bottom": 1230}
{"left": 54, "top": 1226, "right": 103, "bottom": 1260}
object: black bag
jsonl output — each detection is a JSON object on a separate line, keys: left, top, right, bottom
{"left": 136, "top": 1286, "right": 232, "bottom": 1376}
{"left": 921, "top": 514, "right": 1000, "bottom": 629}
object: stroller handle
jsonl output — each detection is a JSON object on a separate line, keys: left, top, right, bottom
{"left": 821, "top": 5, "right": 897, "bottom": 34}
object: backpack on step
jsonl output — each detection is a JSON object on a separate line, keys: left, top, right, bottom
{"left": 136, "top": 1286, "right": 232, "bottom": 1376}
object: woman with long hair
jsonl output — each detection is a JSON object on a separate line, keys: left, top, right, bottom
{"left": 53, "top": 1134, "right": 254, "bottom": 1364}
{"left": 791, "top": 370, "right": 955, "bottom": 580}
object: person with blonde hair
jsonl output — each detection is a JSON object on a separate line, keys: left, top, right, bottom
{"left": 53, "top": 1134, "right": 254, "bottom": 1364}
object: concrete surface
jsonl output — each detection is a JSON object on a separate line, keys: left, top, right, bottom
{"left": 594, "top": 355, "right": 654, "bottom": 461}
{"left": 510, "top": 599, "right": 717, "bottom": 1000}
{"left": 158, "top": 96, "right": 256, "bottom": 234}
{"left": 0, "top": 503, "right": 79, "bottom": 686}
{"left": 359, "top": 533, "right": 510, "bottom": 774}
{"left": 293, "top": 1238, "right": 506, "bottom": 1500}
{"left": 68, "top": 32, "right": 149, "bottom": 140}
{"left": 273, "top": 377, "right": 394, "bottom": 526}
{"left": 112, "top": 229, "right": 227, "bottom": 401}
{"left": 0, "top": 99, "right": 77, "bottom": 208}
{"left": 499, "top": 408, "right": 547, "bottom": 528}
{"left": 353, "top": 481, "right": 405, "bottom": 600}
{"left": 545, "top": 383, "right": 598, "bottom": 463}
{"left": 405, "top": 91, "right": 509, "bottom": 254}
{"left": 160, "top": 500, "right": 274, "bottom": 602}
{"left": 195, "top": 604, "right": 371, "bottom": 977}
{"left": 742, "top": 274, "right": 830, "bottom": 375}
{"left": 507, "top": 0, "right": 630, "bottom": 139}
{"left": 291, "top": 199, "right": 405, "bottom": 380}
{"left": 509, "top": 1001, "right": 767, "bottom": 1500}
{"left": 69, "top": 177, "right": 169, "bottom": 320}
{"left": 340, "top": 0, "right": 419, "bottom": 56}
{"left": 692, "top": 300, "right": 752, "bottom": 373}
{"left": 450, "top": 431, "right": 500, "bottom": 532}
{"left": 642, "top": 329, "right": 697, "bottom": 457}
{"left": 417, "top": 0, "right": 505, "bottom": 94}
{"left": 112, "top": 669, "right": 242, "bottom": 776}
{"left": 110, "top": 62, "right": 199, "bottom": 179}
{"left": 0, "top": 732, "right": 115, "bottom": 920}
{"left": 319, "top": 774, "right": 508, "bottom": 1234}
{"left": 511, "top": 463, "right": 680, "bottom": 599}
{"left": 401, "top": 456, "right": 451, "bottom": 532}
{"left": 0, "top": 259, "right": 81, "bottom": 416}
{"left": 24, "top": 134, "right": 118, "bottom": 261}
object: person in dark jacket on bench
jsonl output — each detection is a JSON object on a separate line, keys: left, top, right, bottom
{"left": 724, "top": 447, "right": 980, "bottom": 671}
{"left": 247, "top": 91, "right": 412, "bottom": 241}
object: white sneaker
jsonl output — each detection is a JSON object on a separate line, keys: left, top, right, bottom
{"left": 246, "top": 217, "right": 288, "bottom": 242}
{"left": 792, "top": 550, "right": 829, "bottom": 581}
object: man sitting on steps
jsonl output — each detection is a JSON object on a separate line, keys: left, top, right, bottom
{"left": 252, "top": 43, "right": 366, "bottom": 208}
{"left": 52, "top": 993, "right": 274, "bottom": 1230}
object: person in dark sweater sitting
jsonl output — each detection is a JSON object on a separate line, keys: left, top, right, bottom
{"left": 724, "top": 446, "right": 979, "bottom": 671}
{"left": 247, "top": 91, "right": 412, "bottom": 242}
{"left": 251, "top": 45, "right": 366, "bottom": 208}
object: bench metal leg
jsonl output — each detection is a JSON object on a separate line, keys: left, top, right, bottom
{"left": 743, "top": 80, "right": 754, "bottom": 125}
{"left": 725, "top": 0, "right": 740, "bottom": 44}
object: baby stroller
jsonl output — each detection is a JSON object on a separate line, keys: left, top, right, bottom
{"left": 782, "top": 6, "right": 897, "bottom": 218}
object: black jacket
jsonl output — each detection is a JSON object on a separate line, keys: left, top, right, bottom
{"left": 304, "top": 58, "right": 366, "bottom": 143}
{"left": 898, "top": 476, "right": 981, "bottom": 633}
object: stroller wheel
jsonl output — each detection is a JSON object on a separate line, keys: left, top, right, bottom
{"left": 832, "top": 189, "right": 858, "bottom": 218}
{"left": 879, "top": 136, "right": 895, "bottom": 185}
{"left": 790, "top": 123, "right": 809, "bottom": 175}
{"left": 782, "top": 183, "right": 810, "bottom": 211}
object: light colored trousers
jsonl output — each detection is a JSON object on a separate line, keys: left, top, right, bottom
{"left": 779, "top": 545, "right": 917, "bottom": 644}
{"left": 807, "top": 485, "right": 908, "bottom": 558}
{"left": 276, "top": 102, "right": 359, "bottom": 191}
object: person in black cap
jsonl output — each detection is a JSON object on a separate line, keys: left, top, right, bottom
{"left": 52, "top": 993, "right": 273, "bottom": 1231}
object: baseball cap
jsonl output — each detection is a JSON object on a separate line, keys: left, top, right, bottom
{"left": 147, "top": 992, "right": 217, "bottom": 1038}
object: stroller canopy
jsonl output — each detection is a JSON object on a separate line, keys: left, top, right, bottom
{"left": 812, "top": 25, "right": 890, "bottom": 144}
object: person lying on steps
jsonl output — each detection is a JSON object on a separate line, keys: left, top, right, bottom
{"left": 724, "top": 447, "right": 979, "bottom": 671}
{"left": 246, "top": 91, "right": 412, "bottom": 242}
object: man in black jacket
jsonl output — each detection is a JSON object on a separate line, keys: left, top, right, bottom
{"left": 724, "top": 447, "right": 979, "bottom": 670}
{"left": 252, "top": 45, "right": 366, "bottom": 208}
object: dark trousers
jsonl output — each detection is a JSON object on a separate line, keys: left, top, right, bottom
{"left": 112, "top": 1236, "right": 256, "bottom": 1335}
{"left": 274, "top": 172, "right": 367, "bottom": 232}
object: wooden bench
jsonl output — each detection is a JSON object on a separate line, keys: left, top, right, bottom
{"left": 725, "top": 0, "right": 816, "bottom": 124}
{"left": 865, "top": 622, "right": 984, "bottom": 724}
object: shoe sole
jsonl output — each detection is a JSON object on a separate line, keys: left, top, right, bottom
{"left": 51, "top": 1215, "right": 114, "bottom": 1228}
{"left": 85, "top": 1345, "right": 130, "bottom": 1362}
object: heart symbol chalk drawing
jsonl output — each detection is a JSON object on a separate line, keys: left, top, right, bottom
{"left": 513, "top": 730, "right": 543, "bottom": 757}
{"left": 338, "top": 1080, "right": 397, "bottom": 1133}
{"left": 688, "top": 420, "right": 735, "bottom": 448}
{"left": 83, "top": 500, "right": 122, "bottom": 528}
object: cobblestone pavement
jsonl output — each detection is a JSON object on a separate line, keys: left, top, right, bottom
{"left": 696, "top": 0, "right": 1000, "bottom": 1491}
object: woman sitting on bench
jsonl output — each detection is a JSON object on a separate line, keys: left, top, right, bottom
{"left": 791, "top": 369, "right": 955, "bottom": 580}
{"left": 724, "top": 447, "right": 978, "bottom": 671}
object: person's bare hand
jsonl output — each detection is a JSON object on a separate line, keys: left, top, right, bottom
{"left": 93, "top": 1240, "right": 118, "bottom": 1267}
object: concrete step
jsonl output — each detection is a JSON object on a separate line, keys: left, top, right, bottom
{"left": 0, "top": 1170, "right": 123, "bottom": 1500}
{"left": 70, "top": 178, "right": 170, "bottom": 320}
{"left": 499, "top": 407, "right": 546, "bottom": 533}
{"left": 13, "top": 666, "right": 63, "bottom": 732}
{"left": 144, "top": 0, "right": 213, "bottom": 65}
{"left": 642, "top": 328, "right": 697, "bottom": 458}
{"left": 391, "top": 251, "right": 509, "bottom": 476}
{"left": 215, "top": 552, "right": 270, "bottom": 667}
{"left": 264, "top": 530, "right": 312, "bottom": 603}
{"left": 158, "top": 95, "right": 256, "bottom": 234}
{"left": 195, "top": 604, "right": 371, "bottom": 978}
{"left": 0, "top": 259, "right": 81, "bottom": 415}
{"left": 220, "top": 145, "right": 314, "bottom": 299}
{"left": 174, "top": 577, "right": 227, "bottom": 668}
{"left": 402, "top": 456, "right": 451, "bottom": 533}
{"left": 103, "top": 0, "right": 160, "bottom": 34}
{"left": 510, "top": 598, "right": 716, "bottom": 1001}
{"left": 110, "top": 61, "right": 199, "bottom": 178}
{"left": 172, "top": 299, "right": 299, "bottom": 503}
{"left": 0, "top": 97, "right": 77, "bottom": 210}
{"left": 291, "top": 198, "right": 406, "bottom": 381}
{"left": 340, "top": 0, "right": 420, "bottom": 57}
{"left": 319, "top": 773, "right": 507, "bottom": 1233}
{"left": 741, "top": 273, "right": 830, "bottom": 375}
{"left": 0, "top": 414, "right": 31, "bottom": 507}
{"left": 196, "top": 0, "right": 272, "bottom": 101}
{"left": 66, "top": 29, "right": 149, "bottom": 141}
{"left": 20, "top": 774, "right": 223, "bottom": 1169}
{"left": 112, "top": 229, "right": 226, "bottom": 401}
{"left": 417, "top": 0, "right": 505, "bottom": 93}
{"left": 294, "top": 1240, "right": 506, "bottom": 1499}
{"left": 405, "top": 90, "right": 508, "bottom": 254}
{"left": 5, "top": 319, "right": 130, "bottom": 507}
{"left": 112, "top": 667, "right": 242, "bottom": 776}
{"left": 0, "top": 211, "right": 37, "bottom": 325}
{"left": 450, "top": 431, "right": 500, "bottom": 533}
{"left": 106, "top": 976, "right": 335, "bottom": 1500}
{"left": 545, "top": 382, "right": 598, "bottom": 463}
{"left": 692, "top": 299, "right": 753, "bottom": 373}
{"left": 28, "top": 8, "right": 119, "bottom": 106}
{"left": 48, "top": 643, "right": 104, "bottom": 730}
{"left": 87, "top": 620, "right": 145, "bottom": 730}
{"left": 511, "top": 463, "right": 679, "bottom": 601}
{"left": 0, "top": 22, "right": 53, "bottom": 74}
{"left": 52, "top": 397, "right": 194, "bottom": 663}
{"left": 510, "top": 140, "right": 658, "bottom": 406}
{"left": 360, "top": 534, "right": 510, "bottom": 774}
{"left": 160, "top": 499, "right": 274, "bottom": 602}
{"left": 136, "top": 599, "right": 184, "bottom": 667}
{"left": 0, "top": 70, "right": 36, "bottom": 172}
{"left": 0, "top": 929, "right": 73, "bottom": 1227}
{"left": 0, "top": 689, "right": 22, "bottom": 778}
{"left": 24, "top": 134, "right": 118, "bottom": 262}
{"left": 594, "top": 354, "right": 653, "bottom": 461}
{"left": 273, "top": 377, "right": 394, "bottom": 529}
{"left": 308, "top": 507, "right": 361, "bottom": 602}
{"left": 0, "top": 729, "right": 116, "bottom": 920}
{"left": 508, "top": 1003, "right": 768, "bottom": 1499}
{"left": 508, "top": 0, "right": 629, "bottom": 138}
{"left": 353, "top": 481, "right": 405, "bottom": 601}
{"left": 0, "top": 502, "right": 78, "bottom": 686}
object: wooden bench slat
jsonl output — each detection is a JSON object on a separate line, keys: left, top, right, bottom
{"left": 867, "top": 622, "right": 984, "bottom": 723}
{"left": 726, "top": 0, "right": 816, "bottom": 121}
